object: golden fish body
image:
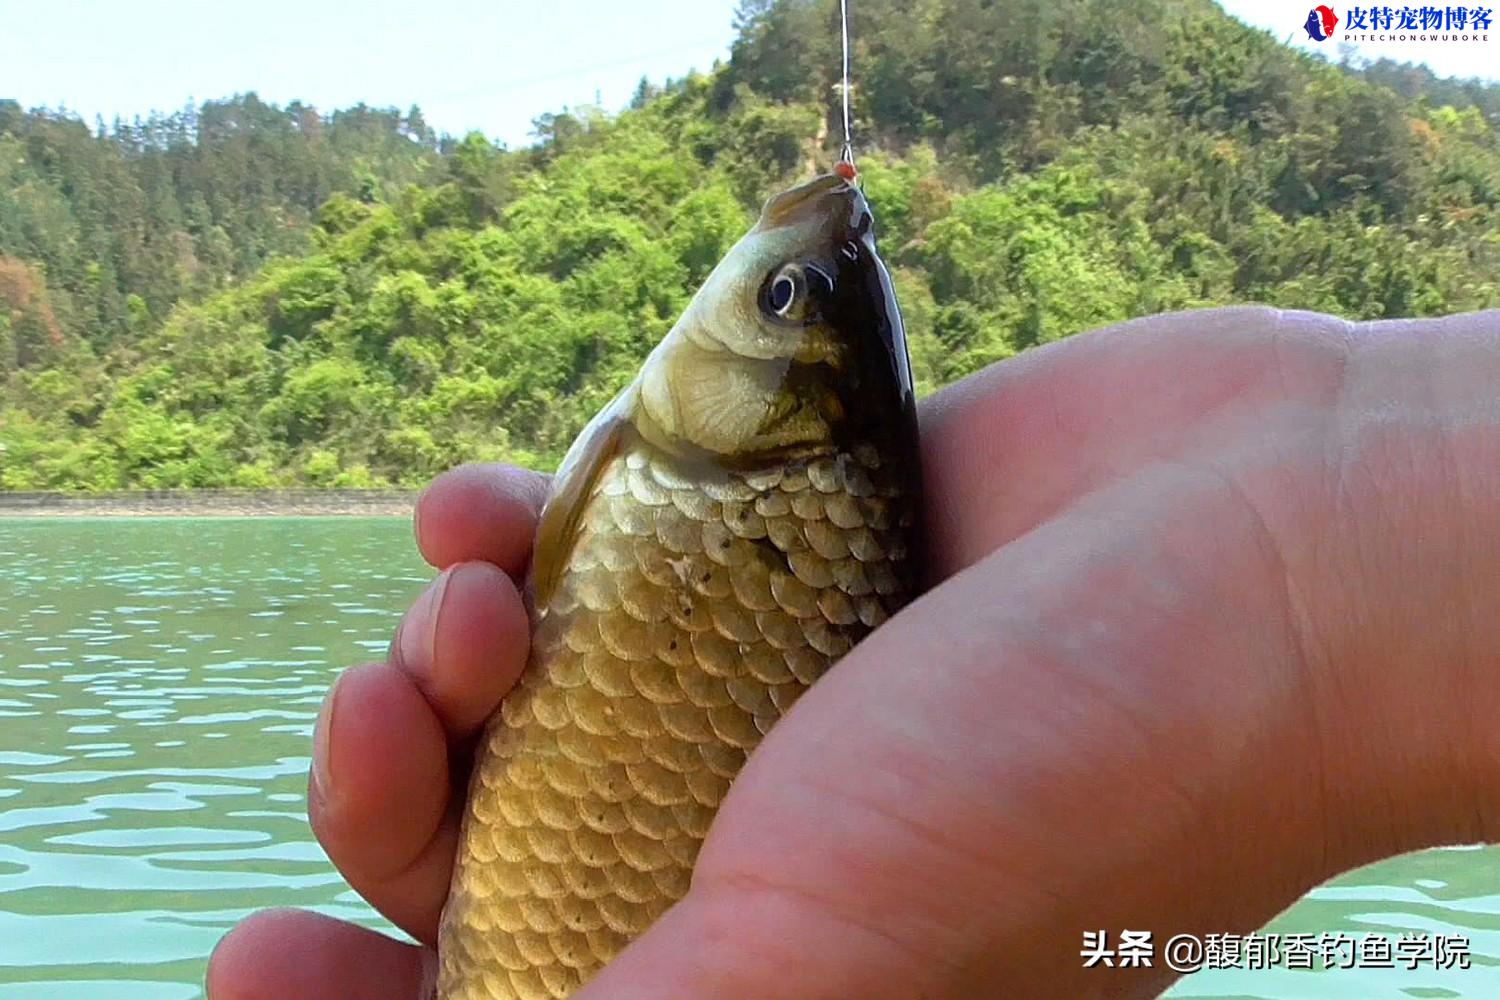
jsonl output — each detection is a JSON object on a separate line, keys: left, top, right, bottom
{"left": 437, "top": 173, "right": 921, "bottom": 1000}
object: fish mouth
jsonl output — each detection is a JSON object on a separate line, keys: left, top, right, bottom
{"left": 759, "top": 173, "right": 866, "bottom": 231}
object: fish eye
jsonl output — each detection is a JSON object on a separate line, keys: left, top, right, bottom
{"left": 760, "top": 265, "right": 807, "bottom": 321}
{"left": 769, "top": 275, "right": 796, "bottom": 315}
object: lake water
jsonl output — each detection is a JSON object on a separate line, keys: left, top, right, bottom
{"left": 0, "top": 518, "right": 1495, "bottom": 999}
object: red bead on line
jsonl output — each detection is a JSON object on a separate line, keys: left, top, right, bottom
{"left": 834, "top": 161, "right": 858, "bottom": 182}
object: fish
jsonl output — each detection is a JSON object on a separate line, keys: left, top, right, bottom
{"left": 435, "top": 168, "right": 922, "bottom": 1000}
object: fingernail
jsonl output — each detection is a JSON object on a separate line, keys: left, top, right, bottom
{"left": 399, "top": 569, "right": 452, "bottom": 675}
{"left": 412, "top": 490, "right": 429, "bottom": 557}
{"left": 312, "top": 671, "right": 343, "bottom": 800}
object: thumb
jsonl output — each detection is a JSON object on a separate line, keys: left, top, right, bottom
{"left": 571, "top": 570, "right": 1011, "bottom": 1000}
{"left": 572, "top": 449, "right": 1334, "bottom": 1000}
{"left": 573, "top": 878, "right": 952, "bottom": 999}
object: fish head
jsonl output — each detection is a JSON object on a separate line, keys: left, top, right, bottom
{"left": 638, "top": 173, "right": 916, "bottom": 464}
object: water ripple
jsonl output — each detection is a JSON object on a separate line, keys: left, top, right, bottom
{"left": 5, "top": 518, "right": 1500, "bottom": 997}
{"left": 0, "top": 518, "right": 422, "bottom": 994}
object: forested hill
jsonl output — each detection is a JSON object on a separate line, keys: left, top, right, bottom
{"left": 0, "top": 96, "right": 444, "bottom": 353}
{"left": 3, "top": 0, "right": 1498, "bottom": 491}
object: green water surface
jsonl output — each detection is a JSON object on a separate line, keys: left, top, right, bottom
{"left": 0, "top": 518, "right": 1495, "bottom": 999}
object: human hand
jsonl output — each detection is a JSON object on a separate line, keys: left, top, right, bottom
{"left": 207, "top": 305, "right": 1500, "bottom": 999}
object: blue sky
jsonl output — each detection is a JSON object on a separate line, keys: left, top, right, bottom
{"left": 3, "top": 0, "right": 743, "bottom": 147}
{"left": 2, "top": 1, "right": 1495, "bottom": 149}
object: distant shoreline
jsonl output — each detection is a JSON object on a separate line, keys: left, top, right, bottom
{"left": 0, "top": 489, "right": 418, "bottom": 517}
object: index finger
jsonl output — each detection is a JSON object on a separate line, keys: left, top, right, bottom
{"left": 414, "top": 463, "right": 552, "bottom": 576}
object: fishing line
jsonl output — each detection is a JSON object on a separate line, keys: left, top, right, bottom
{"left": 839, "top": 0, "right": 854, "bottom": 169}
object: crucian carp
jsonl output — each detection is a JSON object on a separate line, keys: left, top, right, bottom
{"left": 436, "top": 168, "right": 922, "bottom": 1000}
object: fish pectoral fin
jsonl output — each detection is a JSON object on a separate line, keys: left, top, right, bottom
{"left": 531, "top": 390, "right": 633, "bottom": 608}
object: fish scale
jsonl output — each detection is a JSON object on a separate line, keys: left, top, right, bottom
{"left": 437, "top": 444, "right": 911, "bottom": 1000}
